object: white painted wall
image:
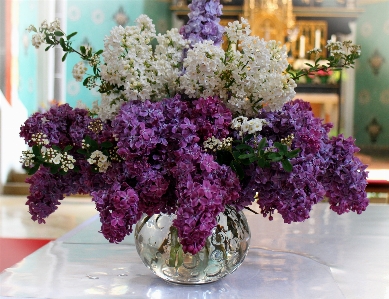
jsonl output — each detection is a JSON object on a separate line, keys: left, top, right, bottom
{"left": 0, "top": 90, "right": 28, "bottom": 192}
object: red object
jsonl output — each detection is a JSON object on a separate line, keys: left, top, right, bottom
{"left": 0, "top": 238, "right": 53, "bottom": 272}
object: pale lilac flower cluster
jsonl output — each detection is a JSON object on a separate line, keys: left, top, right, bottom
{"left": 179, "top": 18, "right": 296, "bottom": 116}
{"left": 238, "top": 100, "right": 368, "bottom": 223}
{"left": 88, "top": 12, "right": 295, "bottom": 120}
{"left": 97, "top": 15, "right": 189, "bottom": 121}
{"left": 180, "top": 0, "right": 224, "bottom": 46}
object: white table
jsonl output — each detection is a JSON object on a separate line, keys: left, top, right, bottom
{"left": 1, "top": 203, "right": 389, "bottom": 299}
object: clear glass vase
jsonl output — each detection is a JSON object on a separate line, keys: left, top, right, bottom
{"left": 134, "top": 205, "right": 251, "bottom": 284}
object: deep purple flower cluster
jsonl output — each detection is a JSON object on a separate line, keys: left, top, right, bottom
{"left": 20, "top": 98, "right": 369, "bottom": 254}
{"left": 20, "top": 104, "right": 108, "bottom": 148}
{"left": 110, "top": 95, "right": 239, "bottom": 253}
{"left": 180, "top": 0, "right": 224, "bottom": 46}
{"left": 241, "top": 99, "right": 368, "bottom": 223}
{"left": 21, "top": 96, "right": 239, "bottom": 254}
{"left": 321, "top": 135, "right": 369, "bottom": 215}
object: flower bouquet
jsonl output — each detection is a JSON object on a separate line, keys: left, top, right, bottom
{"left": 21, "top": 0, "right": 367, "bottom": 283}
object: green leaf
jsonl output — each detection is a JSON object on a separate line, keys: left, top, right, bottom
{"left": 54, "top": 31, "right": 64, "bottom": 36}
{"left": 238, "top": 153, "right": 254, "bottom": 160}
{"left": 67, "top": 32, "right": 77, "bottom": 39}
{"left": 80, "top": 45, "right": 86, "bottom": 54}
{"left": 59, "top": 38, "right": 67, "bottom": 50}
{"left": 285, "top": 148, "right": 300, "bottom": 159}
{"left": 77, "top": 148, "right": 87, "bottom": 155}
{"left": 232, "top": 150, "right": 241, "bottom": 160}
{"left": 235, "top": 144, "right": 253, "bottom": 151}
{"left": 257, "top": 137, "right": 267, "bottom": 151}
{"left": 249, "top": 155, "right": 257, "bottom": 163}
{"left": 27, "top": 163, "right": 40, "bottom": 175}
{"left": 45, "top": 35, "right": 53, "bottom": 45}
{"left": 268, "top": 152, "right": 282, "bottom": 161}
{"left": 101, "top": 141, "right": 113, "bottom": 148}
{"left": 274, "top": 142, "right": 287, "bottom": 154}
{"left": 50, "top": 165, "right": 60, "bottom": 174}
{"left": 32, "top": 145, "right": 41, "bottom": 157}
{"left": 95, "top": 49, "right": 103, "bottom": 55}
{"left": 63, "top": 145, "right": 73, "bottom": 152}
{"left": 281, "top": 159, "right": 293, "bottom": 172}
{"left": 45, "top": 45, "right": 52, "bottom": 51}
{"left": 52, "top": 145, "right": 61, "bottom": 152}
{"left": 62, "top": 52, "right": 68, "bottom": 62}
{"left": 83, "top": 76, "right": 90, "bottom": 86}
{"left": 256, "top": 157, "right": 266, "bottom": 168}
{"left": 243, "top": 133, "right": 254, "bottom": 143}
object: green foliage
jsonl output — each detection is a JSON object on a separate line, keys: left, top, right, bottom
{"left": 215, "top": 136, "right": 300, "bottom": 180}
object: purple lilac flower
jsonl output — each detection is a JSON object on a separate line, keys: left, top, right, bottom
{"left": 20, "top": 104, "right": 107, "bottom": 148}
{"left": 180, "top": 0, "right": 224, "bottom": 46}
{"left": 244, "top": 99, "right": 368, "bottom": 223}
{"left": 21, "top": 96, "right": 369, "bottom": 254}
{"left": 102, "top": 94, "right": 237, "bottom": 251}
{"left": 321, "top": 135, "right": 369, "bottom": 215}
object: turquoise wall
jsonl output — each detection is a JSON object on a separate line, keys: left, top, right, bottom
{"left": 65, "top": 0, "right": 172, "bottom": 108}
{"left": 18, "top": 0, "right": 39, "bottom": 115}
{"left": 354, "top": 1, "right": 389, "bottom": 155}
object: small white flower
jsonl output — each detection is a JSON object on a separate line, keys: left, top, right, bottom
{"left": 40, "top": 20, "right": 48, "bottom": 30}
{"left": 49, "top": 18, "right": 61, "bottom": 32}
{"left": 72, "top": 61, "right": 87, "bottom": 82}
{"left": 31, "top": 33, "right": 45, "bottom": 49}
{"left": 53, "top": 154, "right": 62, "bottom": 164}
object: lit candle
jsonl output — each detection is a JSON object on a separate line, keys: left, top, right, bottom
{"left": 315, "top": 29, "right": 321, "bottom": 49}
{"left": 299, "top": 35, "right": 305, "bottom": 58}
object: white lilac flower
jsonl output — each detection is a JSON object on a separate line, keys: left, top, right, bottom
{"left": 40, "top": 20, "right": 48, "bottom": 30}
{"left": 20, "top": 150, "right": 35, "bottom": 167}
{"left": 26, "top": 25, "right": 37, "bottom": 33}
{"left": 95, "top": 16, "right": 296, "bottom": 119}
{"left": 52, "top": 153, "right": 62, "bottom": 165}
{"left": 72, "top": 61, "right": 87, "bottom": 82}
{"left": 87, "top": 150, "right": 111, "bottom": 172}
{"left": 49, "top": 18, "right": 60, "bottom": 32}
{"left": 203, "top": 136, "right": 233, "bottom": 152}
{"left": 60, "top": 152, "right": 76, "bottom": 172}
{"left": 31, "top": 132, "right": 50, "bottom": 145}
{"left": 231, "top": 116, "right": 266, "bottom": 135}
{"left": 31, "top": 33, "right": 45, "bottom": 49}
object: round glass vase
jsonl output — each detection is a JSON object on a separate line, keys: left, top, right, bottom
{"left": 134, "top": 205, "right": 251, "bottom": 284}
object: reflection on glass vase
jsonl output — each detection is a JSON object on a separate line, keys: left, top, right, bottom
{"left": 134, "top": 205, "right": 251, "bottom": 284}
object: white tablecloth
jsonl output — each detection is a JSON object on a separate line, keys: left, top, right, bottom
{"left": 1, "top": 203, "right": 389, "bottom": 299}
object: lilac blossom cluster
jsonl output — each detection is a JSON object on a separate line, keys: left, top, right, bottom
{"left": 110, "top": 95, "right": 240, "bottom": 253}
{"left": 20, "top": 104, "right": 109, "bottom": 148}
{"left": 321, "top": 135, "right": 369, "bottom": 215}
{"left": 238, "top": 99, "right": 368, "bottom": 223}
{"left": 20, "top": 97, "right": 241, "bottom": 254}
{"left": 180, "top": 0, "right": 224, "bottom": 46}
{"left": 20, "top": 98, "right": 369, "bottom": 254}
